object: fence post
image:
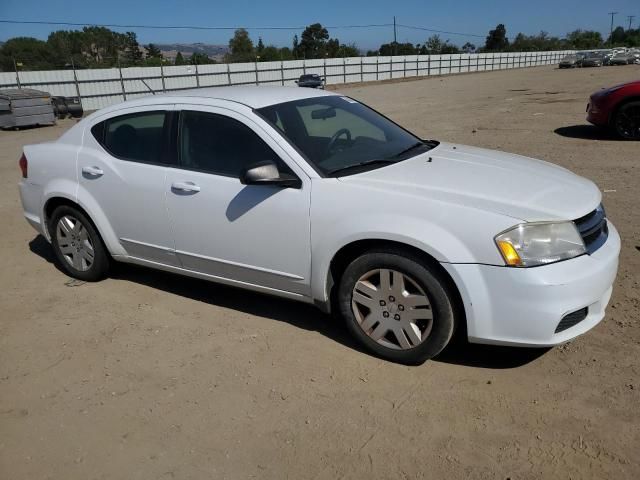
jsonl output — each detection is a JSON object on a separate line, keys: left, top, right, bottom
{"left": 281, "top": 59, "right": 285, "bottom": 86}
{"left": 343, "top": 56, "right": 346, "bottom": 84}
{"left": 323, "top": 57, "right": 327, "bottom": 84}
{"left": 376, "top": 55, "right": 379, "bottom": 81}
{"left": 427, "top": 55, "right": 431, "bottom": 76}
{"left": 255, "top": 58, "right": 259, "bottom": 85}
{"left": 226, "top": 63, "right": 231, "bottom": 85}
{"left": 160, "top": 62, "right": 166, "bottom": 92}
{"left": 403, "top": 56, "right": 406, "bottom": 78}
{"left": 195, "top": 63, "right": 200, "bottom": 88}
{"left": 360, "top": 56, "right": 364, "bottom": 83}
{"left": 303, "top": 58, "right": 306, "bottom": 75}
{"left": 117, "top": 58, "right": 126, "bottom": 101}
{"left": 71, "top": 59, "right": 82, "bottom": 106}
{"left": 416, "top": 56, "right": 419, "bottom": 76}
{"left": 12, "top": 57, "right": 21, "bottom": 88}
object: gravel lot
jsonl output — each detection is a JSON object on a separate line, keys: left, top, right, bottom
{"left": 1, "top": 64, "right": 639, "bottom": 480}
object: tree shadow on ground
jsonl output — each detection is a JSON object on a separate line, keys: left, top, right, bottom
{"left": 29, "top": 234, "right": 549, "bottom": 370}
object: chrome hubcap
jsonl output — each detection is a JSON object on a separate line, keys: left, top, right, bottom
{"left": 56, "top": 215, "right": 94, "bottom": 272}
{"left": 351, "top": 268, "right": 433, "bottom": 350}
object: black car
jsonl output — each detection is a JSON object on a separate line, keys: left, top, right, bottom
{"left": 295, "top": 74, "right": 324, "bottom": 89}
{"left": 581, "top": 53, "right": 603, "bottom": 67}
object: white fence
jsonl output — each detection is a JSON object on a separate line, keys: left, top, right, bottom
{"left": 0, "top": 50, "right": 576, "bottom": 111}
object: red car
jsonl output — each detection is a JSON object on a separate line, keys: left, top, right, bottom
{"left": 587, "top": 80, "right": 640, "bottom": 139}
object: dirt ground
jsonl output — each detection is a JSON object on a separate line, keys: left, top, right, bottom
{"left": 1, "top": 65, "right": 639, "bottom": 480}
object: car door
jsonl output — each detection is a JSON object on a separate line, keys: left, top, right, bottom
{"left": 164, "top": 105, "right": 311, "bottom": 296}
{"left": 78, "top": 106, "right": 180, "bottom": 266}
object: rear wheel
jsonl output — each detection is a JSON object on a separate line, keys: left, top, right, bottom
{"left": 613, "top": 101, "right": 640, "bottom": 140}
{"left": 337, "top": 250, "right": 456, "bottom": 364}
{"left": 49, "top": 205, "right": 110, "bottom": 281}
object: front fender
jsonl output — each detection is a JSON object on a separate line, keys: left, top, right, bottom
{"left": 310, "top": 213, "right": 477, "bottom": 304}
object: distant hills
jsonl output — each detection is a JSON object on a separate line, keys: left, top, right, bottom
{"left": 156, "top": 43, "right": 229, "bottom": 61}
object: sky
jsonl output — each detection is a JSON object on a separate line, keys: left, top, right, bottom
{"left": 0, "top": 0, "right": 638, "bottom": 49}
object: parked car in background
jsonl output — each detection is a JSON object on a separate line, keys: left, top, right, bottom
{"left": 295, "top": 74, "right": 325, "bottom": 89}
{"left": 628, "top": 50, "right": 640, "bottom": 65}
{"left": 18, "top": 86, "right": 620, "bottom": 364}
{"left": 587, "top": 80, "right": 640, "bottom": 139}
{"left": 559, "top": 54, "right": 580, "bottom": 68}
{"left": 609, "top": 52, "right": 633, "bottom": 65}
{"left": 580, "top": 53, "right": 604, "bottom": 67}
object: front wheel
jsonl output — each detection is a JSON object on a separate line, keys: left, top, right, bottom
{"left": 49, "top": 205, "right": 110, "bottom": 281}
{"left": 337, "top": 250, "right": 456, "bottom": 365}
{"left": 613, "top": 101, "right": 640, "bottom": 140}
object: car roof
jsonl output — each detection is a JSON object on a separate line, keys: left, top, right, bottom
{"left": 96, "top": 86, "right": 338, "bottom": 115}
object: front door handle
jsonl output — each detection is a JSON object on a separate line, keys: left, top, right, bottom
{"left": 171, "top": 181, "right": 201, "bottom": 193}
{"left": 82, "top": 166, "right": 104, "bottom": 177}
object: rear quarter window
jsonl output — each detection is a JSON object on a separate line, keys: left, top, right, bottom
{"left": 90, "top": 111, "right": 169, "bottom": 164}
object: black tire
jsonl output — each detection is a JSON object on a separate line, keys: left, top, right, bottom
{"left": 49, "top": 205, "right": 110, "bottom": 281}
{"left": 612, "top": 101, "right": 640, "bottom": 140}
{"left": 337, "top": 249, "right": 456, "bottom": 365}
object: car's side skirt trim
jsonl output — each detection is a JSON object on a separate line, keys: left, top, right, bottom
{"left": 115, "top": 254, "right": 311, "bottom": 303}
{"left": 175, "top": 250, "right": 305, "bottom": 280}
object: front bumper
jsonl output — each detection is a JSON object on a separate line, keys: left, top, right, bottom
{"left": 442, "top": 221, "right": 620, "bottom": 347}
{"left": 586, "top": 98, "right": 609, "bottom": 126}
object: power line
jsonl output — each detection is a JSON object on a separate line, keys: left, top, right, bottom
{"left": 0, "top": 19, "right": 392, "bottom": 31}
{"left": 397, "top": 24, "right": 486, "bottom": 38}
{"left": 0, "top": 18, "right": 487, "bottom": 39}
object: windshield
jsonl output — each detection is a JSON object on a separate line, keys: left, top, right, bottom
{"left": 256, "top": 96, "right": 435, "bottom": 176}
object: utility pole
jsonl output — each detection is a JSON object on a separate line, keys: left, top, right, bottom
{"left": 628, "top": 15, "right": 636, "bottom": 31}
{"left": 608, "top": 11, "right": 618, "bottom": 43}
{"left": 393, "top": 16, "right": 397, "bottom": 56}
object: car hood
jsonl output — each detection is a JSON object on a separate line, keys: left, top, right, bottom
{"left": 338, "top": 142, "right": 601, "bottom": 222}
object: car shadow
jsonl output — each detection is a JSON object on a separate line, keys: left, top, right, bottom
{"left": 29, "top": 234, "right": 549, "bottom": 369}
{"left": 554, "top": 125, "right": 622, "bottom": 141}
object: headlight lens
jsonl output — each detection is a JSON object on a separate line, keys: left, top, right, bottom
{"left": 495, "top": 222, "right": 586, "bottom": 267}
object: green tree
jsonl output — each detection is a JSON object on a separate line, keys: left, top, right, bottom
{"left": 145, "top": 43, "right": 163, "bottom": 59}
{"left": 378, "top": 42, "right": 417, "bottom": 56}
{"left": 299, "top": 23, "right": 329, "bottom": 58}
{"left": 0, "top": 37, "right": 53, "bottom": 71}
{"left": 121, "top": 32, "right": 143, "bottom": 66}
{"left": 565, "top": 30, "right": 603, "bottom": 50}
{"left": 190, "top": 52, "right": 214, "bottom": 65}
{"left": 257, "top": 37, "right": 265, "bottom": 55}
{"left": 292, "top": 34, "right": 300, "bottom": 58}
{"left": 609, "top": 26, "right": 626, "bottom": 46}
{"left": 79, "top": 26, "right": 123, "bottom": 65}
{"left": 174, "top": 52, "right": 186, "bottom": 65}
{"left": 226, "top": 28, "right": 254, "bottom": 62}
{"left": 461, "top": 42, "right": 476, "bottom": 53}
{"left": 485, "top": 24, "right": 509, "bottom": 51}
{"left": 47, "top": 30, "right": 85, "bottom": 67}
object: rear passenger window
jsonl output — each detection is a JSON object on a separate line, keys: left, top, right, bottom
{"left": 92, "top": 111, "right": 168, "bottom": 164}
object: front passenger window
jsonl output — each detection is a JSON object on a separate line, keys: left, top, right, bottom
{"left": 179, "top": 111, "right": 291, "bottom": 177}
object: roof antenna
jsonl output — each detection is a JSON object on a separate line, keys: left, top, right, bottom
{"left": 141, "top": 79, "right": 156, "bottom": 95}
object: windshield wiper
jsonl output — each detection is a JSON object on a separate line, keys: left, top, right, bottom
{"left": 327, "top": 159, "right": 397, "bottom": 177}
{"left": 393, "top": 141, "right": 429, "bottom": 158}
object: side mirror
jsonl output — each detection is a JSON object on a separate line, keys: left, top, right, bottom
{"left": 240, "top": 160, "right": 301, "bottom": 189}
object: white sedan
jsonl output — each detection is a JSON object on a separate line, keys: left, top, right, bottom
{"left": 18, "top": 86, "right": 620, "bottom": 364}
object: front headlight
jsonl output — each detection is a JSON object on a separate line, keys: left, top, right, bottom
{"left": 495, "top": 222, "right": 586, "bottom": 267}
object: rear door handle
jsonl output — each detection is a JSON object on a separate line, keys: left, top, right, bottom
{"left": 82, "top": 166, "right": 104, "bottom": 177}
{"left": 171, "top": 181, "right": 201, "bottom": 193}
